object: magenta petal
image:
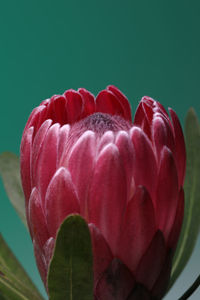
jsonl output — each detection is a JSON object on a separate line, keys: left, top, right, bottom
{"left": 57, "top": 124, "right": 70, "bottom": 164}
{"left": 67, "top": 131, "right": 96, "bottom": 218}
{"left": 43, "top": 237, "right": 55, "bottom": 270}
{"left": 31, "top": 120, "right": 52, "bottom": 187}
{"left": 107, "top": 85, "right": 132, "bottom": 121}
{"left": 118, "top": 186, "right": 156, "bottom": 273}
{"left": 20, "top": 126, "right": 34, "bottom": 204}
{"left": 35, "top": 123, "right": 60, "bottom": 203}
{"left": 64, "top": 90, "right": 83, "bottom": 123}
{"left": 169, "top": 108, "right": 186, "bottom": 186}
{"left": 152, "top": 115, "right": 175, "bottom": 162}
{"left": 115, "top": 131, "right": 134, "bottom": 200}
{"left": 97, "top": 131, "right": 114, "bottom": 153}
{"left": 89, "top": 143, "right": 127, "bottom": 254}
{"left": 28, "top": 188, "right": 49, "bottom": 247}
{"left": 130, "top": 127, "right": 158, "bottom": 202}
{"left": 89, "top": 223, "right": 113, "bottom": 286}
{"left": 45, "top": 167, "right": 80, "bottom": 237}
{"left": 95, "top": 90, "right": 124, "bottom": 116}
{"left": 53, "top": 96, "right": 67, "bottom": 125}
{"left": 133, "top": 100, "right": 152, "bottom": 139}
{"left": 135, "top": 230, "right": 166, "bottom": 290}
{"left": 95, "top": 258, "right": 135, "bottom": 300}
{"left": 168, "top": 188, "right": 184, "bottom": 249}
{"left": 78, "top": 88, "right": 95, "bottom": 117}
{"left": 24, "top": 105, "right": 46, "bottom": 133}
{"left": 156, "top": 146, "right": 179, "bottom": 240}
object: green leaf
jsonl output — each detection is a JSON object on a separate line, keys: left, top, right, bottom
{"left": 0, "top": 234, "right": 44, "bottom": 300}
{"left": 48, "top": 214, "right": 93, "bottom": 300}
{"left": 0, "top": 152, "right": 27, "bottom": 228}
{"left": 169, "top": 108, "right": 200, "bottom": 288}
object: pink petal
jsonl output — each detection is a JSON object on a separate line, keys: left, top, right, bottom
{"left": 169, "top": 108, "right": 186, "bottom": 187}
{"left": 118, "top": 186, "right": 156, "bottom": 273}
{"left": 24, "top": 105, "right": 46, "bottom": 133}
{"left": 89, "top": 224, "right": 113, "bottom": 286}
{"left": 28, "top": 188, "right": 49, "bottom": 247}
{"left": 97, "top": 131, "right": 114, "bottom": 153}
{"left": 57, "top": 124, "right": 70, "bottom": 165}
{"left": 31, "top": 120, "right": 52, "bottom": 187}
{"left": 43, "top": 237, "right": 55, "bottom": 270}
{"left": 95, "top": 90, "right": 124, "bottom": 116}
{"left": 95, "top": 258, "right": 135, "bottom": 300}
{"left": 130, "top": 127, "right": 158, "bottom": 202}
{"left": 52, "top": 95, "right": 68, "bottom": 125}
{"left": 152, "top": 115, "right": 175, "bottom": 162}
{"left": 20, "top": 127, "right": 34, "bottom": 204}
{"left": 156, "top": 146, "right": 179, "bottom": 240}
{"left": 135, "top": 230, "right": 166, "bottom": 290}
{"left": 67, "top": 131, "right": 96, "bottom": 219}
{"left": 34, "top": 123, "right": 60, "bottom": 203}
{"left": 64, "top": 89, "right": 83, "bottom": 123}
{"left": 45, "top": 167, "right": 80, "bottom": 237}
{"left": 168, "top": 188, "right": 184, "bottom": 249}
{"left": 115, "top": 131, "right": 134, "bottom": 200}
{"left": 78, "top": 88, "right": 95, "bottom": 117}
{"left": 88, "top": 143, "right": 127, "bottom": 254}
{"left": 107, "top": 85, "right": 132, "bottom": 121}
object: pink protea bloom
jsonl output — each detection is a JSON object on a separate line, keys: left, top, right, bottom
{"left": 20, "top": 86, "right": 186, "bottom": 300}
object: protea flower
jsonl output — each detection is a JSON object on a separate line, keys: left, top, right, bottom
{"left": 20, "top": 86, "right": 186, "bottom": 300}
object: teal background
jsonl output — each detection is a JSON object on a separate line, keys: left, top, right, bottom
{"left": 0, "top": 0, "right": 200, "bottom": 299}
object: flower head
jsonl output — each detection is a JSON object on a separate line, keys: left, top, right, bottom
{"left": 20, "top": 86, "right": 186, "bottom": 299}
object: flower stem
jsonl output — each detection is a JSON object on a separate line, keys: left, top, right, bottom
{"left": 178, "top": 274, "right": 200, "bottom": 300}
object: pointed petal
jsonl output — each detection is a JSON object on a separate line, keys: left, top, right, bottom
{"left": 115, "top": 131, "right": 134, "bottom": 200}
{"left": 64, "top": 90, "right": 83, "bottom": 123}
{"left": 135, "top": 230, "right": 166, "bottom": 290}
{"left": 89, "top": 143, "right": 127, "bottom": 254}
{"left": 20, "top": 127, "right": 34, "bottom": 204}
{"left": 118, "top": 186, "right": 156, "bottom": 273}
{"left": 107, "top": 85, "right": 132, "bottom": 121}
{"left": 24, "top": 105, "right": 46, "bottom": 134}
{"left": 57, "top": 124, "right": 70, "bottom": 164}
{"left": 43, "top": 237, "right": 55, "bottom": 270}
{"left": 35, "top": 123, "right": 60, "bottom": 203}
{"left": 95, "top": 258, "right": 135, "bottom": 300}
{"left": 152, "top": 115, "right": 175, "bottom": 162}
{"left": 45, "top": 167, "right": 80, "bottom": 237}
{"left": 67, "top": 131, "right": 96, "bottom": 218}
{"left": 89, "top": 224, "right": 113, "bottom": 286}
{"left": 169, "top": 108, "right": 186, "bottom": 186}
{"left": 168, "top": 188, "right": 184, "bottom": 249}
{"left": 156, "top": 146, "right": 179, "bottom": 239}
{"left": 130, "top": 127, "right": 158, "bottom": 202}
{"left": 78, "top": 88, "right": 95, "bottom": 117}
{"left": 31, "top": 120, "right": 52, "bottom": 187}
{"left": 95, "top": 90, "right": 124, "bottom": 116}
{"left": 97, "top": 131, "right": 114, "bottom": 153}
{"left": 28, "top": 188, "right": 49, "bottom": 247}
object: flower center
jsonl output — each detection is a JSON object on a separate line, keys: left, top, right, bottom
{"left": 79, "top": 112, "right": 131, "bottom": 135}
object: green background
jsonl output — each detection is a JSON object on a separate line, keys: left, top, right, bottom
{"left": 0, "top": 0, "right": 200, "bottom": 299}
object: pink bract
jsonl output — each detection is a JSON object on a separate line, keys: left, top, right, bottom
{"left": 20, "top": 86, "right": 186, "bottom": 300}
